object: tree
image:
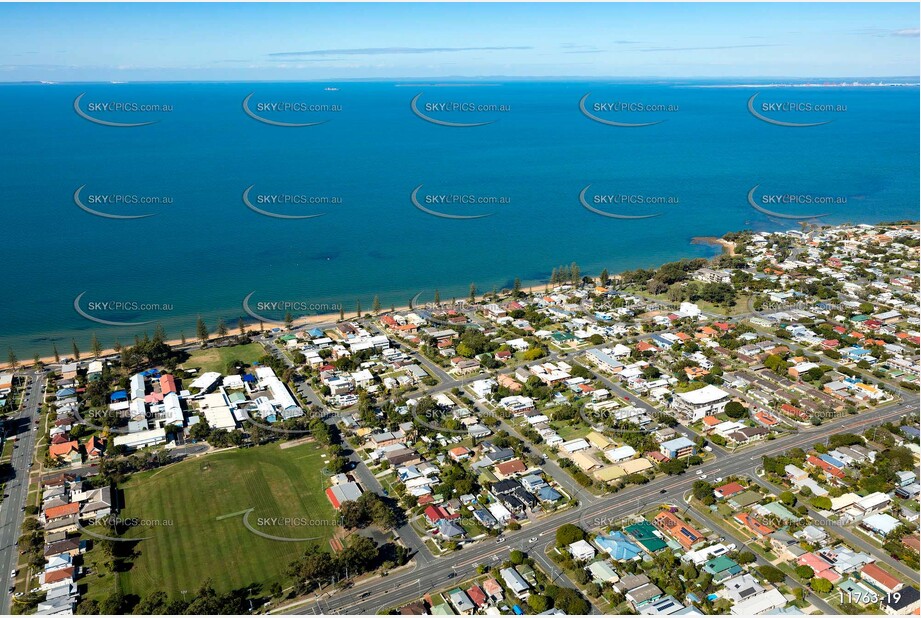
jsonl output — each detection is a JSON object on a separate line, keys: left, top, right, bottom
{"left": 810, "top": 577, "right": 833, "bottom": 593}
{"left": 284, "top": 311, "right": 294, "bottom": 330}
{"left": 196, "top": 316, "right": 208, "bottom": 344}
{"left": 71, "top": 338, "right": 81, "bottom": 361}
{"left": 600, "top": 268, "right": 610, "bottom": 285}
{"left": 180, "top": 331, "right": 186, "bottom": 345}
{"left": 52, "top": 342, "right": 60, "bottom": 363}
{"left": 153, "top": 323, "right": 166, "bottom": 344}
{"left": 509, "top": 549, "right": 525, "bottom": 565}
{"left": 6, "top": 347, "right": 17, "bottom": 370}
{"left": 757, "top": 565, "right": 786, "bottom": 583}
{"left": 100, "top": 591, "right": 128, "bottom": 615}
{"left": 372, "top": 295, "right": 381, "bottom": 313}
{"left": 339, "top": 305, "right": 345, "bottom": 321}
{"left": 795, "top": 565, "right": 814, "bottom": 580}
{"left": 555, "top": 523, "right": 585, "bottom": 546}
{"left": 238, "top": 317, "right": 246, "bottom": 336}
{"left": 528, "top": 595, "right": 551, "bottom": 612}
{"left": 355, "top": 299, "right": 362, "bottom": 317}
{"left": 216, "top": 318, "right": 228, "bottom": 337}
{"left": 469, "top": 283, "right": 477, "bottom": 303}
{"left": 724, "top": 401, "right": 747, "bottom": 419}
{"left": 737, "top": 551, "right": 755, "bottom": 565}
{"left": 90, "top": 333, "right": 102, "bottom": 358}
{"left": 779, "top": 490, "right": 797, "bottom": 507}
{"left": 433, "top": 289, "right": 441, "bottom": 305}
{"left": 513, "top": 278, "right": 522, "bottom": 295}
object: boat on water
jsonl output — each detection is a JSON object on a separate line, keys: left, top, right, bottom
{"left": 324, "top": 87, "right": 339, "bottom": 91}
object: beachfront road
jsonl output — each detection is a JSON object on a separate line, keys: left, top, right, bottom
{"left": 282, "top": 399, "right": 916, "bottom": 615}
{"left": 0, "top": 370, "right": 45, "bottom": 613}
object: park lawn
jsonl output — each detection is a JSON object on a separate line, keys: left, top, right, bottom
{"left": 181, "top": 342, "right": 266, "bottom": 374}
{"left": 104, "top": 441, "right": 338, "bottom": 602}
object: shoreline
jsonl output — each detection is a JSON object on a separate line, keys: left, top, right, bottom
{"left": 690, "top": 236, "right": 736, "bottom": 256}
{"left": 4, "top": 221, "right": 916, "bottom": 370}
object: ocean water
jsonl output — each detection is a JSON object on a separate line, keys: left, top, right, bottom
{"left": 0, "top": 81, "right": 918, "bottom": 357}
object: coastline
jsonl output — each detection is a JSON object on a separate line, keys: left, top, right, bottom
{"left": 690, "top": 236, "right": 736, "bottom": 256}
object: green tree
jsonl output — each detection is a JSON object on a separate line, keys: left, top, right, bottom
{"left": 556, "top": 523, "right": 585, "bottom": 546}
{"left": 71, "top": 338, "right": 81, "bottom": 361}
{"left": 6, "top": 347, "right": 17, "bottom": 370}
{"left": 757, "top": 565, "right": 786, "bottom": 584}
{"left": 90, "top": 333, "right": 102, "bottom": 358}
{"left": 810, "top": 577, "right": 833, "bottom": 593}
{"left": 216, "top": 318, "right": 228, "bottom": 337}
{"left": 724, "top": 401, "right": 747, "bottom": 419}
{"left": 52, "top": 342, "right": 60, "bottom": 363}
{"left": 528, "top": 595, "right": 551, "bottom": 613}
{"left": 196, "top": 316, "right": 208, "bottom": 344}
{"left": 372, "top": 295, "right": 381, "bottom": 313}
{"left": 795, "top": 565, "right": 814, "bottom": 580}
{"left": 469, "top": 282, "right": 477, "bottom": 303}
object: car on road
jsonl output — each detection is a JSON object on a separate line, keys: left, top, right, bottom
{"left": 496, "top": 537, "right": 505, "bottom": 544}
{"left": 700, "top": 475, "right": 707, "bottom": 480}
{"left": 10, "top": 569, "right": 16, "bottom": 577}
{"left": 659, "top": 489, "right": 667, "bottom": 494}
{"left": 715, "top": 477, "right": 723, "bottom": 483}
{"left": 359, "top": 592, "right": 371, "bottom": 599}
{"left": 695, "top": 470, "right": 702, "bottom": 475}
{"left": 528, "top": 537, "right": 538, "bottom": 543}
{"left": 446, "top": 572, "right": 456, "bottom": 579}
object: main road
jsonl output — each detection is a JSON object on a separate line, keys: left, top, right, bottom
{"left": 281, "top": 398, "right": 916, "bottom": 615}
{"left": 0, "top": 370, "right": 46, "bottom": 613}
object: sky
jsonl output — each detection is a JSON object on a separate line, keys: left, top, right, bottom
{"left": 0, "top": 2, "right": 918, "bottom": 81}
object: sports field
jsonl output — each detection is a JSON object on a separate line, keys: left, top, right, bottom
{"left": 95, "top": 441, "right": 338, "bottom": 601}
{"left": 181, "top": 342, "right": 266, "bottom": 374}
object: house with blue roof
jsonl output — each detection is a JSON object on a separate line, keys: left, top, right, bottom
{"left": 594, "top": 531, "right": 643, "bottom": 561}
{"left": 537, "top": 486, "right": 562, "bottom": 502}
{"left": 841, "top": 346, "right": 872, "bottom": 362}
{"left": 819, "top": 454, "right": 846, "bottom": 470}
{"left": 109, "top": 390, "right": 127, "bottom": 402}
{"left": 660, "top": 437, "right": 696, "bottom": 459}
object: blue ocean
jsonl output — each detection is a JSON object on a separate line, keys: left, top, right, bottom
{"left": 0, "top": 81, "right": 918, "bottom": 357}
